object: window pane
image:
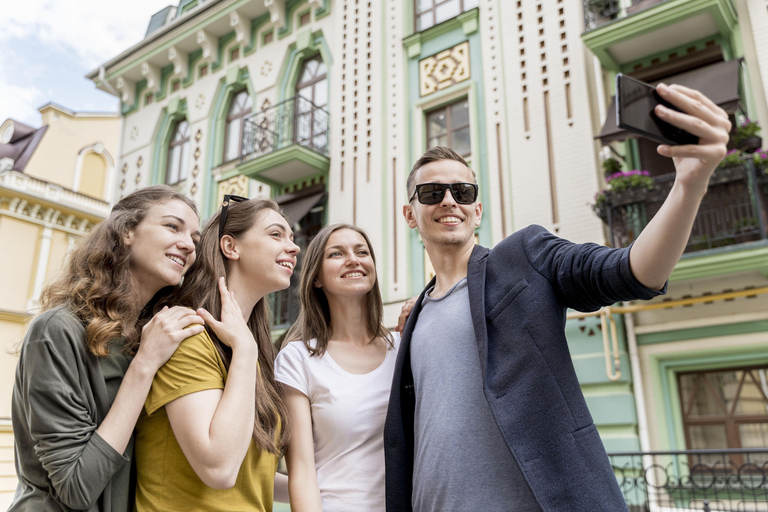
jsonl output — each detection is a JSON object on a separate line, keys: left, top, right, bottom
{"left": 225, "top": 118, "right": 241, "bottom": 161}
{"left": 417, "top": 0, "right": 434, "bottom": 14}
{"left": 464, "top": 0, "right": 479, "bottom": 9}
{"left": 313, "top": 79, "right": 328, "bottom": 108}
{"left": 167, "top": 146, "right": 180, "bottom": 184}
{"left": 734, "top": 371, "right": 768, "bottom": 415}
{"left": 418, "top": 12, "right": 433, "bottom": 31}
{"left": 689, "top": 424, "right": 727, "bottom": 450}
{"left": 179, "top": 140, "right": 190, "bottom": 181}
{"left": 428, "top": 135, "right": 448, "bottom": 148}
{"left": 176, "top": 120, "right": 189, "bottom": 140}
{"left": 689, "top": 375, "right": 727, "bottom": 416}
{"left": 453, "top": 126, "right": 471, "bottom": 156}
{"left": 451, "top": 100, "right": 469, "bottom": 128}
{"left": 435, "top": 0, "right": 460, "bottom": 24}
{"left": 707, "top": 370, "right": 741, "bottom": 413}
{"left": 427, "top": 110, "right": 447, "bottom": 137}
{"left": 739, "top": 424, "right": 768, "bottom": 464}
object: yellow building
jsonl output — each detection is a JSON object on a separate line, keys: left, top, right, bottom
{"left": 0, "top": 103, "right": 119, "bottom": 509}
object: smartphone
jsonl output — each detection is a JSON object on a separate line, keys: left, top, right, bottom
{"left": 615, "top": 74, "right": 698, "bottom": 146}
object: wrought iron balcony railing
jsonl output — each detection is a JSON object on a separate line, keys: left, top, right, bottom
{"left": 608, "top": 449, "right": 768, "bottom": 511}
{"left": 594, "top": 159, "right": 768, "bottom": 253}
{"left": 241, "top": 95, "right": 329, "bottom": 162}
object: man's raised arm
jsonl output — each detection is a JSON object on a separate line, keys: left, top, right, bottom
{"left": 628, "top": 83, "right": 731, "bottom": 290}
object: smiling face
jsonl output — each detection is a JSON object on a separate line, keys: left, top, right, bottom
{"left": 315, "top": 228, "right": 376, "bottom": 300}
{"left": 230, "top": 208, "right": 300, "bottom": 297}
{"left": 126, "top": 199, "right": 200, "bottom": 304}
{"left": 404, "top": 158, "right": 482, "bottom": 251}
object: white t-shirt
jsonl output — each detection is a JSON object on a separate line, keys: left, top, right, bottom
{"left": 274, "top": 333, "right": 400, "bottom": 512}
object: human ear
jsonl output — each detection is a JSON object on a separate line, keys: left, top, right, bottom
{"left": 474, "top": 202, "right": 483, "bottom": 227}
{"left": 123, "top": 230, "right": 135, "bottom": 247}
{"left": 403, "top": 204, "right": 418, "bottom": 229}
{"left": 313, "top": 279, "right": 322, "bottom": 288}
{"left": 219, "top": 235, "right": 240, "bottom": 260}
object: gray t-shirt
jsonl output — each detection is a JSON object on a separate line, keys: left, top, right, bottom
{"left": 410, "top": 278, "right": 541, "bottom": 512}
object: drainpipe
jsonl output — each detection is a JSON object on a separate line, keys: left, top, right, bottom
{"left": 623, "top": 303, "right": 658, "bottom": 511}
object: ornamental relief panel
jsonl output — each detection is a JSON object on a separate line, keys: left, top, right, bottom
{"left": 419, "top": 41, "right": 470, "bottom": 97}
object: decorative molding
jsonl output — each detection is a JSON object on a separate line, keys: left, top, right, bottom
{"left": 229, "top": 10, "right": 250, "bottom": 43}
{"left": 141, "top": 62, "right": 161, "bottom": 93}
{"left": 264, "top": 0, "right": 285, "bottom": 31}
{"left": 0, "top": 170, "right": 109, "bottom": 220}
{"left": 115, "top": 76, "right": 136, "bottom": 107}
{"left": 196, "top": 29, "right": 219, "bottom": 64}
{"left": 419, "top": 41, "right": 471, "bottom": 97}
{"left": 168, "top": 46, "right": 189, "bottom": 79}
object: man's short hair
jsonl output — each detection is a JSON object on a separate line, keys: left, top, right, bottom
{"left": 406, "top": 146, "right": 477, "bottom": 201}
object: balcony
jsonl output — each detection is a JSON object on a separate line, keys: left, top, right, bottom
{"left": 581, "top": 0, "right": 738, "bottom": 71}
{"left": 595, "top": 160, "right": 768, "bottom": 254}
{"left": 608, "top": 449, "right": 768, "bottom": 511}
{"left": 237, "top": 96, "right": 330, "bottom": 186}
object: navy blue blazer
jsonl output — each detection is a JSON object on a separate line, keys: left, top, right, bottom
{"left": 383, "top": 225, "right": 664, "bottom": 511}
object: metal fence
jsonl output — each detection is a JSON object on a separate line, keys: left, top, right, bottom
{"left": 241, "top": 95, "right": 329, "bottom": 162}
{"left": 608, "top": 449, "right": 768, "bottom": 511}
{"left": 596, "top": 160, "right": 768, "bottom": 253}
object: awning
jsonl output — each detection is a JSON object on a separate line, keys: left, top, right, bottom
{"left": 596, "top": 59, "right": 742, "bottom": 145}
{"left": 275, "top": 183, "right": 326, "bottom": 227}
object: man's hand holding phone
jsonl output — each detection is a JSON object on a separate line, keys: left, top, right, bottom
{"left": 652, "top": 82, "right": 731, "bottom": 195}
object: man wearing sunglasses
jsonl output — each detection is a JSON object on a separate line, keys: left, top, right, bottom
{"left": 385, "top": 83, "right": 730, "bottom": 512}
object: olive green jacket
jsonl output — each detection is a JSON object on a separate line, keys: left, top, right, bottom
{"left": 10, "top": 306, "right": 131, "bottom": 512}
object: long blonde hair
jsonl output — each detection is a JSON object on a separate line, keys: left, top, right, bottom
{"left": 283, "top": 223, "right": 392, "bottom": 356}
{"left": 172, "top": 198, "right": 289, "bottom": 455}
{"left": 40, "top": 185, "right": 198, "bottom": 356}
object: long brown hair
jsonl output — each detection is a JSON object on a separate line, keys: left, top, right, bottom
{"left": 283, "top": 223, "right": 392, "bottom": 357}
{"left": 173, "top": 198, "right": 289, "bottom": 455}
{"left": 40, "top": 185, "right": 198, "bottom": 357}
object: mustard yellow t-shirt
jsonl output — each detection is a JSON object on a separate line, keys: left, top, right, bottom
{"left": 134, "top": 330, "right": 278, "bottom": 512}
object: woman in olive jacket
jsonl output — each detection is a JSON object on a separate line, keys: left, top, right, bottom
{"left": 9, "top": 186, "right": 204, "bottom": 512}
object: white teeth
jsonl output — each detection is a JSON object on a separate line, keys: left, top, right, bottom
{"left": 438, "top": 217, "right": 461, "bottom": 223}
{"left": 279, "top": 261, "right": 294, "bottom": 270}
{"left": 344, "top": 272, "right": 364, "bottom": 278}
{"left": 167, "top": 255, "right": 184, "bottom": 266}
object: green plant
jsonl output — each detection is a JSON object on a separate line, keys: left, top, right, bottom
{"left": 754, "top": 148, "right": 768, "bottom": 168}
{"left": 601, "top": 157, "right": 622, "bottom": 177}
{"left": 719, "top": 149, "right": 743, "bottom": 168}
{"left": 591, "top": 170, "right": 654, "bottom": 215}
{"left": 586, "top": 0, "right": 613, "bottom": 14}
{"left": 733, "top": 118, "right": 761, "bottom": 145}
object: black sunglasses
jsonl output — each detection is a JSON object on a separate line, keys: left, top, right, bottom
{"left": 409, "top": 182, "right": 478, "bottom": 205}
{"left": 218, "top": 194, "right": 249, "bottom": 240}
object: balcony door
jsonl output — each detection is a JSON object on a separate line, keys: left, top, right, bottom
{"left": 295, "top": 56, "right": 328, "bottom": 151}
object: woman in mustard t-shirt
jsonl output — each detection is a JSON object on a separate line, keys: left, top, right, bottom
{"left": 133, "top": 197, "right": 299, "bottom": 511}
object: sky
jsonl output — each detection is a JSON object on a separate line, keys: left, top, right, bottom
{"left": 0, "top": 0, "right": 175, "bottom": 127}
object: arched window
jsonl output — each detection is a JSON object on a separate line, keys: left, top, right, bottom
{"left": 223, "top": 90, "right": 252, "bottom": 162}
{"left": 166, "top": 119, "right": 190, "bottom": 184}
{"left": 295, "top": 56, "right": 328, "bottom": 150}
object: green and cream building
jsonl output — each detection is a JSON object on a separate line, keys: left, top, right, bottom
{"left": 79, "top": 0, "right": 768, "bottom": 506}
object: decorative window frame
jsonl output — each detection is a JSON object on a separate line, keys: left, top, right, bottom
{"left": 151, "top": 97, "right": 189, "bottom": 187}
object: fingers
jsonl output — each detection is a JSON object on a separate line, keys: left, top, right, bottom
{"left": 395, "top": 297, "right": 417, "bottom": 333}
{"left": 655, "top": 84, "right": 731, "bottom": 141}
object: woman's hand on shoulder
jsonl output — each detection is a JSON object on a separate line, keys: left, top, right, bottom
{"left": 196, "top": 277, "right": 257, "bottom": 357}
{"left": 135, "top": 306, "right": 205, "bottom": 373}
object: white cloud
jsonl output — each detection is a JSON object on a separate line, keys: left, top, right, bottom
{"left": 0, "top": 0, "right": 172, "bottom": 125}
{"left": 1, "top": 0, "right": 174, "bottom": 68}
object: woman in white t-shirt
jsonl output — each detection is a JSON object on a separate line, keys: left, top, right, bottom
{"left": 275, "top": 223, "right": 399, "bottom": 512}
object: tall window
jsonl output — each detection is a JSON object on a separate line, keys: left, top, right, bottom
{"left": 415, "top": 0, "right": 478, "bottom": 32}
{"left": 426, "top": 98, "right": 470, "bottom": 158}
{"left": 295, "top": 56, "right": 328, "bottom": 150}
{"left": 224, "top": 90, "right": 252, "bottom": 162}
{"left": 678, "top": 367, "right": 768, "bottom": 461}
{"left": 166, "top": 119, "right": 190, "bottom": 184}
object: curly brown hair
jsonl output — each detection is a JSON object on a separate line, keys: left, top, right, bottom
{"left": 170, "top": 198, "right": 290, "bottom": 455}
{"left": 40, "top": 185, "right": 198, "bottom": 357}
